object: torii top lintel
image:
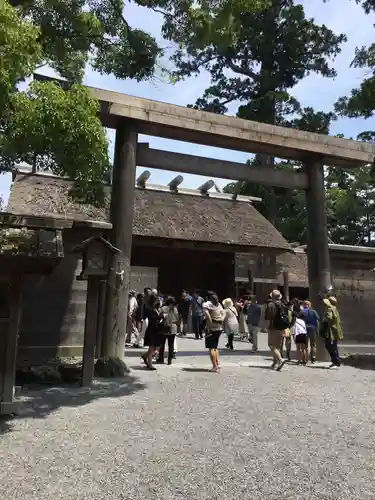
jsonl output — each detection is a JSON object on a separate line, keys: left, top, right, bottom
{"left": 89, "top": 86, "right": 375, "bottom": 169}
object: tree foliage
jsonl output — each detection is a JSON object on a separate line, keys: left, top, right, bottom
{"left": 0, "top": 1, "right": 41, "bottom": 116}
{"left": 326, "top": 166, "right": 375, "bottom": 245}
{"left": 166, "top": 0, "right": 345, "bottom": 125}
{"left": 335, "top": 0, "right": 375, "bottom": 126}
{"left": 0, "top": 0, "right": 269, "bottom": 200}
{"left": 8, "top": 0, "right": 165, "bottom": 82}
{"left": 0, "top": 1, "right": 113, "bottom": 203}
{"left": 165, "top": 0, "right": 345, "bottom": 233}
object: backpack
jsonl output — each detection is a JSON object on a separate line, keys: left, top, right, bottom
{"left": 274, "top": 303, "right": 290, "bottom": 330}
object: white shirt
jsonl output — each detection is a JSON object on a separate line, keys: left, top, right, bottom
{"left": 291, "top": 318, "right": 307, "bottom": 339}
{"left": 128, "top": 296, "right": 138, "bottom": 316}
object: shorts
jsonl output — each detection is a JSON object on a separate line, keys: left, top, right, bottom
{"left": 205, "top": 330, "right": 222, "bottom": 349}
{"left": 307, "top": 327, "right": 317, "bottom": 346}
{"left": 295, "top": 333, "right": 307, "bottom": 345}
{"left": 268, "top": 329, "right": 283, "bottom": 347}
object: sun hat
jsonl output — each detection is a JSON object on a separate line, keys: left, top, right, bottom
{"left": 270, "top": 289, "right": 282, "bottom": 300}
{"left": 328, "top": 296, "right": 337, "bottom": 305}
{"left": 222, "top": 298, "right": 233, "bottom": 308}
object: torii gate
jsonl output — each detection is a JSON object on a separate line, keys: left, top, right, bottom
{"left": 87, "top": 87, "right": 374, "bottom": 361}
{"left": 35, "top": 76, "right": 375, "bottom": 361}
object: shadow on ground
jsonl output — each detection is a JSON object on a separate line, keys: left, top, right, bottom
{"left": 1, "top": 374, "right": 146, "bottom": 435}
{"left": 125, "top": 349, "right": 272, "bottom": 358}
{"left": 181, "top": 367, "right": 214, "bottom": 373}
{"left": 340, "top": 354, "right": 375, "bottom": 371}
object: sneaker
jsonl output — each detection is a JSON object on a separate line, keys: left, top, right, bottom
{"left": 271, "top": 361, "right": 277, "bottom": 369}
{"left": 329, "top": 363, "right": 340, "bottom": 369}
{"left": 277, "top": 360, "right": 286, "bottom": 372}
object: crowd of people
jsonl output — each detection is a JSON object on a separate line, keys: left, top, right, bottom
{"left": 125, "top": 287, "right": 343, "bottom": 372}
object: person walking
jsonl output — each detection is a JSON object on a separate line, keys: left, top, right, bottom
{"left": 157, "top": 296, "right": 179, "bottom": 365}
{"left": 191, "top": 291, "right": 204, "bottom": 339}
{"left": 138, "top": 287, "right": 152, "bottom": 347}
{"left": 133, "top": 292, "right": 145, "bottom": 348}
{"left": 237, "top": 299, "right": 248, "bottom": 340}
{"left": 302, "top": 300, "right": 319, "bottom": 363}
{"left": 246, "top": 295, "right": 261, "bottom": 352}
{"left": 222, "top": 298, "right": 239, "bottom": 350}
{"left": 178, "top": 290, "right": 191, "bottom": 336}
{"left": 203, "top": 294, "right": 226, "bottom": 373}
{"left": 141, "top": 294, "right": 165, "bottom": 371}
{"left": 280, "top": 298, "right": 300, "bottom": 359}
{"left": 265, "top": 290, "right": 289, "bottom": 371}
{"left": 321, "top": 296, "right": 343, "bottom": 368}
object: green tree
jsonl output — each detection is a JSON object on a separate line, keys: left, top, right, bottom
{"left": 1, "top": 0, "right": 269, "bottom": 187}
{"left": 166, "top": 1, "right": 345, "bottom": 124}
{"left": 325, "top": 166, "right": 375, "bottom": 245}
{"left": 163, "top": 0, "right": 345, "bottom": 226}
{"left": 335, "top": 1, "right": 375, "bottom": 143}
{"left": 0, "top": 1, "right": 112, "bottom": 203}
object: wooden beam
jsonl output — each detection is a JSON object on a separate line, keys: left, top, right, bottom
{"left": 136, "top": 144, "right": 308, "bottom": 189}
{"left": 132, "top": 235, "right": 290, "bottom": 255}
{"left": 34, "top": 75, "right": 375, "bottom": 168}
{"left": 0, "top": 212, "right": 73, "bottom": 230}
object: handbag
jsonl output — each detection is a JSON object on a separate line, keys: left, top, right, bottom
{"left": 158, "top": 317, "right": 171, "bottom": 335}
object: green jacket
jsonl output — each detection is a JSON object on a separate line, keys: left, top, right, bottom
{"left": 324, "top": 305, "right": 343, "bottom": 341}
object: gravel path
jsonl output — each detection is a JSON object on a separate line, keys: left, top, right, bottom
{"left": 1, "top": 336, "right": 375, "bottom": 499}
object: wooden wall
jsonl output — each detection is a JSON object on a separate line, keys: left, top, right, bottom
{"left": 132, "top": 245, "right": 235, "bottom": 299}
{"left": 331, "top": 252, "right": 375, "bottom": 344}
{"left": 18, "top": 229, "right": 88, "bottom": 361}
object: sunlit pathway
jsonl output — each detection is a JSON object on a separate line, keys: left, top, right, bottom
{"left": 1, "top": 334, "right": 375, "bottom": 500}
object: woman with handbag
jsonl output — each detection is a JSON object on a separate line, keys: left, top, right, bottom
{"left": 157, "top": 296, "right": 179, "bottom": 365}
{"left": 141, "top": 294, "right": 165, "bottom": 371}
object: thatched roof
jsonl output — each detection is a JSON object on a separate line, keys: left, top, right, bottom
{"left": 277, "top": 249, "right": 308, "bottom": 287}
{"left": 8, "top": 173, "right": 292, "bottom": 251}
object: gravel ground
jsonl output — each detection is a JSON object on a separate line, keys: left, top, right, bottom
{"left": 1, "top": 335, "right": 375, "bottom": 500}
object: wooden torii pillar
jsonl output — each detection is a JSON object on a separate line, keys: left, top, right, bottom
{"left": 305, "top": 158, "right": 332, "bottom": 361}
{"left": 101, "top": 120, "right": 137, "bottom": 365}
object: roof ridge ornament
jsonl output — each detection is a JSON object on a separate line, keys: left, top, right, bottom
{"left": 168, "top": 175, "right": 183, "bottom": 192}
{"left": 136, "top": 170, "right": 150, "bottom": 188}
{"left": 198, "top": 180, "right": 214, "bottom": 195}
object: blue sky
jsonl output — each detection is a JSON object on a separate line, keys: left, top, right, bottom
{"left": 2, "top": 0, "right": 375, "bottom": 204}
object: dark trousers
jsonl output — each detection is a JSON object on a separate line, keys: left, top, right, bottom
{"left": 158, "top": 334, "right": 176, "bottom": 363}
{"left": 192, "top": 315, "right": 203, "bottom": 339}
{"left": 227, "top": 333, "right": 234, "bottom": 349}
{"left": 325, "top": 338, "right": 340, "bottom": 366}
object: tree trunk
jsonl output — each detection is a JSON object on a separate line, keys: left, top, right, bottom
{"left": 100, "top": 120, "right": 137, "bottom": 368}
